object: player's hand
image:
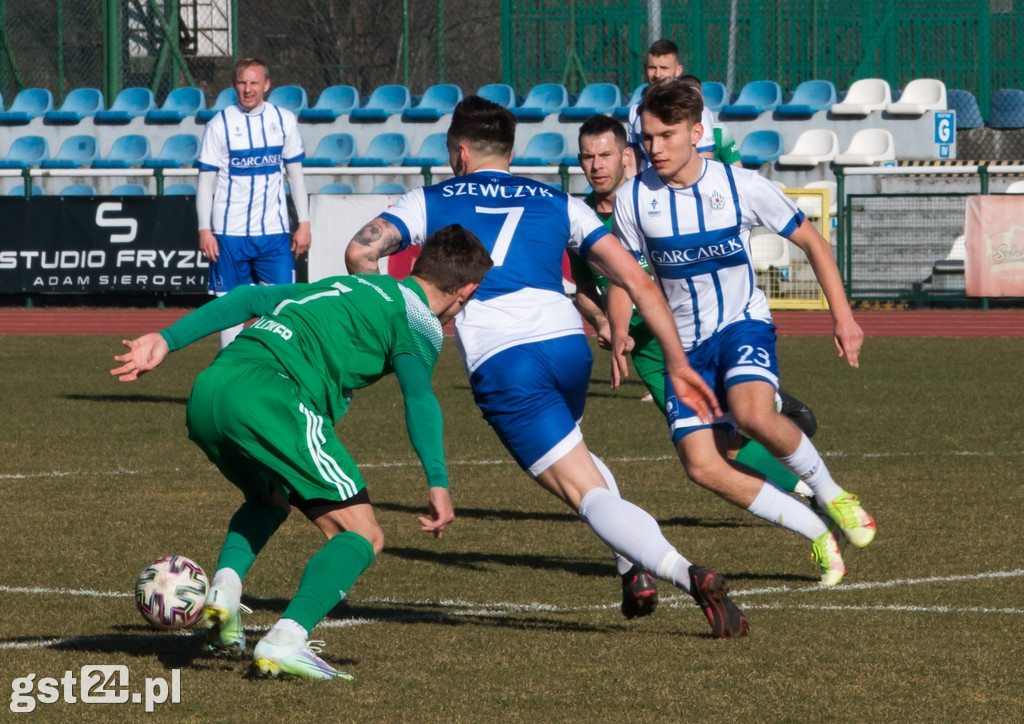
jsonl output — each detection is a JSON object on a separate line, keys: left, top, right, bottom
{"left": 833, "top": 317, "right": 864, "bottom": 368}
{"left": 199, "top": 229, "right": 219, "bottom": 263}
{"left": 609, "top": 331, "right": 635, "bottom": 389}
{"left": 111, "top": 332, "right": 170, "bottom": 382}
{"left": 291, "top": 222, "right": 312, "bottom": 259}
{"left": 667, "top": 364, "right": 721, "bottom": 423}
{"left": 419, "top": 486, "right": 454, "bottom": 539}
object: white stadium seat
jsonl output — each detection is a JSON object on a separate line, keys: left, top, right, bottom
{"left": 834, "top": 128, "right": 895, "bottom": 165}
{"left": 778, "top": 129, "right": 839, "bottom": 167}
{"left": 830, "top": 78, "right": 891, "bottom": 116}
{"left": 887, "top": 78, "right": 947, "bottom": 116}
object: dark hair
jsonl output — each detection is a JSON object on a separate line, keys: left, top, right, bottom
{"left": 234, "top": 57, "right": 269, "bottom": 81}
{"left": 578, "top": 114, "right": 627, "bottom": 150}
{"left": 679, "top": 74, "right": 703, "bottom": 92}
{"left": 412, "top": 224, "right": 494, "bottom": 294}
{"left": 446, "top": 95, "right": 516, "bottom": 158}
{"left": 639, "top": 78, "right": 703, "bottom": 126}
{"left": 647, "top": 39, "right": 680, "bottom": 61}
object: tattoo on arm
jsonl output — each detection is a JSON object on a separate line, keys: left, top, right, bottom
{"left": 351, "top": 218, "right": 403, "bottom": 263}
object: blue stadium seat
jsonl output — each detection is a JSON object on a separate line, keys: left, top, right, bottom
{"left": 511, "top": 132, "right": 568, "bottom": 165}
{"left": 268, "top": 85, "right": 308, "bottom": 113}
{"left": 60, "top": 183, "right": 98, "bottom": 196}
{"left": 476, "top": 83, "right": 517, "bottom": 108}
{"left": 613, "top": 83, "right": 646, "bottom": 119}
{"left": 403, "top": 84, "right": 463, "bottom": 121}
{"left": 987, "top": 88, "right": 1024, "bottom": 129}
{"left": 776, "top": 79, "right": 837, "bottom": 116}
{"left": 163, "top": 182, "right": 197, "bottom": 195}
{"left": 93, "top": 134, "right": 151, "bottom": 168}
{"left": 701, "top": 81, "right": 728, "bottom": 111}
{"left": 95, "top": 87, "right": 156, "bottom": 124}
{"left": 40, "top": 135, "right": 99, "bottom": 168}
{"left": 0, "top": 88, "right": 54, "bottom": 124}
{"left": 738, "top": 129, "right": 785, "bottom": 167}
{"left": 8, "top": 183, "right": 45, "bottom": 196}
{"left": 720, "top": 80, "right": 782, "bottom": 117}
{"left": 299, "top": 85, "right": 359, "bottom": 122}
{"left": 146, "top": 86, "right": 205, "bottom": 123}
{"left": 560, "top": 83, "right": 623, "bottom": 120}
{"left": 404, "top": 133, "right": 449, "bottom": 166}
{"left": 371, "top": 182, "right": 409, "bottom": 194}
{"left": 303, "top": 133, "right": 356, "bottom": 166}
{"left": 349, "top": 133, "right": 410, "bottom": 167}
{"left": 0, "top": 136, "right": 49, "bottom": 168}
{"left": 44, "top": 88, "right": 104, "bottom": 124}
{"left": 317, "top": 182, "right": 355, "bottom": 194}
{"left": 143, "top": 134, "right": 200, "bottom": 168}
{"left": 947, "top": 89, "right": 983, "bottom": 129}
{"left": 196, "top": 87, "right": 237, "bottom": 122}
{"left": 351, "top": 85, "right": 411, "bottom": 121}
{"left": 110, "top": 183, "right": 149, "bottom": 195}
{"left": 511, "top": 83, "right": 569, "bottom": 120}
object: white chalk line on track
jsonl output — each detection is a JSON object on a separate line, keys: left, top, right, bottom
{"left": 2, "top": 569, "right": 1022, "bottom": 650}
{"left": 3, "top": 448, "right": 1024, "bottom": 482}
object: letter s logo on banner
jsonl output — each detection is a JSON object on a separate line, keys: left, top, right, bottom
{"left": 96, "top": 202, "right": 139, "bottom": 244}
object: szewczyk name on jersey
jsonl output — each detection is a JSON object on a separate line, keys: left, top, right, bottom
{"left": 441, "top": 181, "right": 555, "bottom": 199}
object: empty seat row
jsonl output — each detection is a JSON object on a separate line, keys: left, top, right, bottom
{"left": 0, "top": 134, "right": 199, "bottom": 169}
{"left": 7, "top": 182, "right": 196, "bottom": 197}
{"left": 738, "top": 127, "right": 896, "bottom": 168}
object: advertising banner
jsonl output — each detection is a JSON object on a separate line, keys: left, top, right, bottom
{"left": 964, "top": 195, "right": 1024, "bottom": 297}
{"left": 0, "top": 196, "right": 206, "bottom": 294}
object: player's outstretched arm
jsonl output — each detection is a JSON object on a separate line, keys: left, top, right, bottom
{"left": 345, "top": 217, "right": 404, "bottom": 274}
{"left": 605, "top": 282, "right": 636, "bottom": 388}
{"left": 111, "top": 332, "right": 170, "bottom": 382}
{"left": 787, "top": 220, "right": 863, "bottom": 368}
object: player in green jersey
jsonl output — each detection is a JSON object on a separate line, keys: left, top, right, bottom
{"left": 112, "top": 224, "right": 493, "bottom": 680}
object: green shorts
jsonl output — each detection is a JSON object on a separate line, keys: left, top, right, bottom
{"left": 186, "top": 356, "right": 366, "bottom": 507}
{"left": 629, "top": 323, "right": 668, "bottom": 415}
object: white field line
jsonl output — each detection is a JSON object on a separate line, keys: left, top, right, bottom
{"left": 3, "top": 448, "right": 1023, "bottom": 481}
{"left": 2, "top": 569, "right": 1022, "bottom": 650}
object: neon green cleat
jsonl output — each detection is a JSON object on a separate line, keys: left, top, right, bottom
{"left": 252, "top": 634, "right": 354, "bottom": 681}
{"left": 824, "top": 492, "right": 876, "bottom": 548}
{"left": 811, "top": 529, "right": 846, "bottom": 586}
{"left": 202, "top": 587, "right": 251, "bottom": 658}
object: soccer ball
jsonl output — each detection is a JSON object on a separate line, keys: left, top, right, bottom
{"left": 134, "top": 555, "right": 209, "bottom": 630}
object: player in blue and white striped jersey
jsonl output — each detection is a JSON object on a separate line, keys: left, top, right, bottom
{"left": 345, "top": 96, "right": 749, "bottom": 638}
{"left": 196, "top": 57, "right": 311, "bottom": 348}
{"left": 611, "top": 78, "right": 875, "bottom": 585}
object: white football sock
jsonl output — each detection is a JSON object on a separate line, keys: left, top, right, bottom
{"left": 211, "top": 568, "right": 242, "bottom": 597}
{"left": 778, "top": 433, "right": 844, "bottom": 506}
{"left": 747, "top": 481, "right": 829, "bottom": 540}
{"left": 588, "top": 453, "right": 638, "bottom": 577}
{"left": 267, "top": 618, "right": 308, "bottom": 643}
{"left": 578, "top": 487, "right": 693, "bottom": 593}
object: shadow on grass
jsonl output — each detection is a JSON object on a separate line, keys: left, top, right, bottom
{"left": 23, "top": 627, "right": 212, "bottom": 669}
{"left": 373, "top": 501, "right": 752, "bottom": 531}
{"left": 64, "top": 393, "right": 188, "bottom": 405}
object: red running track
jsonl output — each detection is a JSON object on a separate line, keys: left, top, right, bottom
{"left": 1, "top": 307, "right": 1023, "bottom": 338}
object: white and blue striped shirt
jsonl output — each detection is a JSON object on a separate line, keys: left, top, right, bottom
{"left": 614, "top": 159, "right": 804, "bottom": 349}
{"left": 197, "top": 102, "right": 305, "bottom": 237}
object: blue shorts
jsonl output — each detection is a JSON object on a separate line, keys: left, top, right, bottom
{"left": 208, "top": 233, "right": 294, "bottom": 294}
{"left": 470, "top": 335, "right": 592, "bottom": 475}
{"left": 666, "top": 319, "right": 780, "bottom": 444}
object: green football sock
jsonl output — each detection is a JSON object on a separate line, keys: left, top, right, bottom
{"left": 734, "top": 437, "right": 802, "bottom": 492}
{"left": 215, "top": 501, "right": 289, "bottom": 580}
{"left": 283, "top": 531, "right": 376, "bottom": 633}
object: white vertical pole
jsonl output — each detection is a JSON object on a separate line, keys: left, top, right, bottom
{"left": 648, "top": 0, "right": 662, "bottom": 46}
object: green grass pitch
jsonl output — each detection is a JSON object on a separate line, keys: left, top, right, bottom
{"left": 1, "top": 333, "right": 1022, "bottom": 721}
